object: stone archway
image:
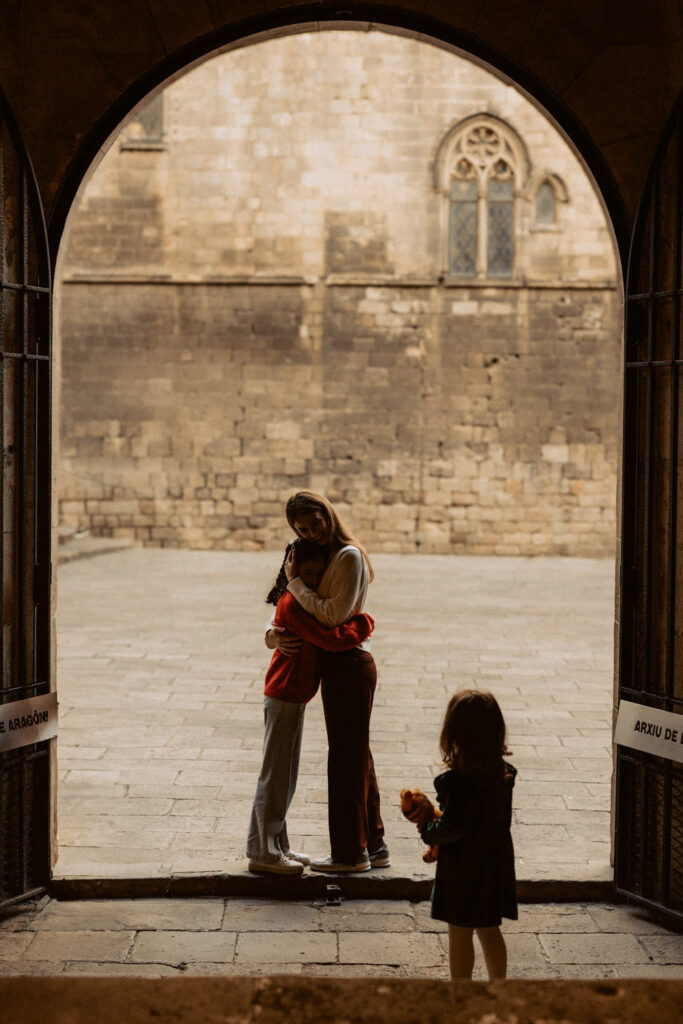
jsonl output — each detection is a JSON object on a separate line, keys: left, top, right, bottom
{"left": 53, "top": 25, "right": 626, "bottom": 888}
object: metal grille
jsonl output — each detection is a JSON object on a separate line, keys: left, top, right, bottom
{"left": 0, "top": 89, "right": 52, "bottom": 907}
{"left": 671, "top": 773, "right": 683, "bottom": 907}
{"left": 617, "top": 89, "right": 683, "bottom": 922}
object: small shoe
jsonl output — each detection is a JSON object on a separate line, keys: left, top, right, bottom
{"left": 369, "top": 843, "right": 391, "bottom": 868}
{"left": 310, "top": 852, "right": 371, "bottom": 873}
{"left": 248, "top": 854, "right": 304, "bottom": 875}
{"left": 283, "top": 850, "right": 311, "bottom": 866}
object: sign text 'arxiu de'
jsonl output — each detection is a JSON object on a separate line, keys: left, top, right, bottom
{"left": 614, "top": 699, "right": 683, "bottom": 764}
{"left": 0, "top": 693, "right": 58, "bottom": 753}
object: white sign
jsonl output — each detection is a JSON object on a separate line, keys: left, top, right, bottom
{"left": 614, "top": 699, "right": 683, "bottom": 764}
{"left": 0, "top": 692, "right": 58, "bottom": 752}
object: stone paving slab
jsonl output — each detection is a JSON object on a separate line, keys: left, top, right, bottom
{"left": 0, "top": 898, "right": 681, "bottom": 980}
{"left": 55, "top": 549, "right": 616, "bottom": 882}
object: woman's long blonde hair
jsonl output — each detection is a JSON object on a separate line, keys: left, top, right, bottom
{"left": 285, "top": 490, "right": 374, "bottom": 582}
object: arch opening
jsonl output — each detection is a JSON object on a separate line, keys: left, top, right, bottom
{"left": 52, "top": 24, "right": 622, "bottom": 884}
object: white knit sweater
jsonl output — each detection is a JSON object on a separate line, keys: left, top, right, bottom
{"left": 287, "top": 545, "right": 371, "bottom": 651}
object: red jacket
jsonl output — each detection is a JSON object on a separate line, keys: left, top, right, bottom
{"left": 264, "top": 591, "right": 374, "bottom": 704}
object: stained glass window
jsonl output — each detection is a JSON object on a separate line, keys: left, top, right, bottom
{"left": 449, "top": 178, "right": 477, "bottom": 276}
{"left": 487, "top": 177, "right": 514, "bottom": 277}
{"left": 446, "top": 123, "right": 516, "bottom": 279}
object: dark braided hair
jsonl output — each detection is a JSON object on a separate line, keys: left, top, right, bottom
{"left": 266, "top": 539, "right": 327, "bottom": 606}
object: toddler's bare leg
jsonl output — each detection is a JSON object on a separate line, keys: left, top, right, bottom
{"left": 447, "top": 925, "right": 475, "bottom": 979}
{"left": 475, "top": 926, "right": 507, "bottom": 980}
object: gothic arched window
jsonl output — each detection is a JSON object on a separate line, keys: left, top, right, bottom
{"left": 436, "top": 117, "right": 527, "bottom": 281}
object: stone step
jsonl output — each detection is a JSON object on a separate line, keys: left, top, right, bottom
{"left": 50, "top": 870, "right": 614, "bottom": 904}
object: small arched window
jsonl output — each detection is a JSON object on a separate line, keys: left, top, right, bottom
{"left": 535, "top": 180, "right": 556, "bottom": 224}
{"left": 440, "top": 119, "right": 525, "bottom": 280}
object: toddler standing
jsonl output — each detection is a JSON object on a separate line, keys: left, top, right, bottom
{"left": 416, "top": 689, "right": 517, "bottom": 980}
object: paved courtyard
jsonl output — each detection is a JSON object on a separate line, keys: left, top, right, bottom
{"left": 2, "top": 897, "right": 682, "bottom": 979}
{"left": 55, "top": 548, "right": 616, "bottom": 882}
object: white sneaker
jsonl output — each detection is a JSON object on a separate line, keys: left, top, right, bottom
{"left": 310, "top": 853, "right": 371, "bottom": 873}
{"left": 283, "top": 850, "right": 311, "bottom": 866}
{"left": 369, "top": 844, "right": 391, "bottom": 868}
{"left": 248, "top": 854, "right": 304, "bottom": 875}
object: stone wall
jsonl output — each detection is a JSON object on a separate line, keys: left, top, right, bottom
{"left": 59, "top": 279, "right": 619, "bottom": 555}
{"left": 58, "top": 31, "right": 621, "bottom": 555}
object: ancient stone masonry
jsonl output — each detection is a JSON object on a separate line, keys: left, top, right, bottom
{"left": 58, "top": 31, "right": 620, "bottom": 555}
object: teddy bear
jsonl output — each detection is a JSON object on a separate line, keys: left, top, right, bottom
{"left": 400, "top": 787, "right": 441, "bottom": 863}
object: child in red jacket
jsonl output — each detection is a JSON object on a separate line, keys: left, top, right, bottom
{"left": 246, "top": 539, "right": 374, "bottom": 875}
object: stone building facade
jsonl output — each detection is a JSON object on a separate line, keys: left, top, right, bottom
{"left": 58, "top": 31, "right": 620, "bottom": 555}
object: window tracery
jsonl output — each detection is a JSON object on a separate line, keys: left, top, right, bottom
{"left": 441, "top": 118, "right": 523, "bottom": 279}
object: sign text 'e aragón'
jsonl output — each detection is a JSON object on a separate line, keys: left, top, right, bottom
{"left": 0, "top": 692, "right": 58, "bottom": 753}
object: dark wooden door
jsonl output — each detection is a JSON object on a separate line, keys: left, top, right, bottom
{"left": 617, "top": 90, "right": 683, "bottom": 923}
{"left": 0, "top": 89, "right": 52, "bottom": 907}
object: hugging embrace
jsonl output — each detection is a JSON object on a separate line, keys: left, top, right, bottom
{"left": 246, "top": 490, "right": 389, "bottom": 875}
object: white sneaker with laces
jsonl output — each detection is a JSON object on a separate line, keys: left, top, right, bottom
{"left": 283, "top": 850, "right": 311, "bottom": 866}
{"left": 310, "top": 853, "right": 371, "bottom": 873}
{"left": 369, "top": 844, "right": 391, "bottom": 868}
{"left": 248, "top": 853, "right": 304, "bottom": 875}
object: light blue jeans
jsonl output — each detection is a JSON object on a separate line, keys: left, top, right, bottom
{"left": 246, "top": 695, "right": 306, "bottom": 862}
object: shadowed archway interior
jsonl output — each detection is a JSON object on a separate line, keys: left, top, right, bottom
{"left": 0, "top": 1, "right": 680, "bottom": 923}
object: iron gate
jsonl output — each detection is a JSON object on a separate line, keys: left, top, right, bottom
{"left": 0, "top": 89, "right": 52, "bottom": 907}
{"left": 617, "top": 90, "right": 683, "bottom": 922}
